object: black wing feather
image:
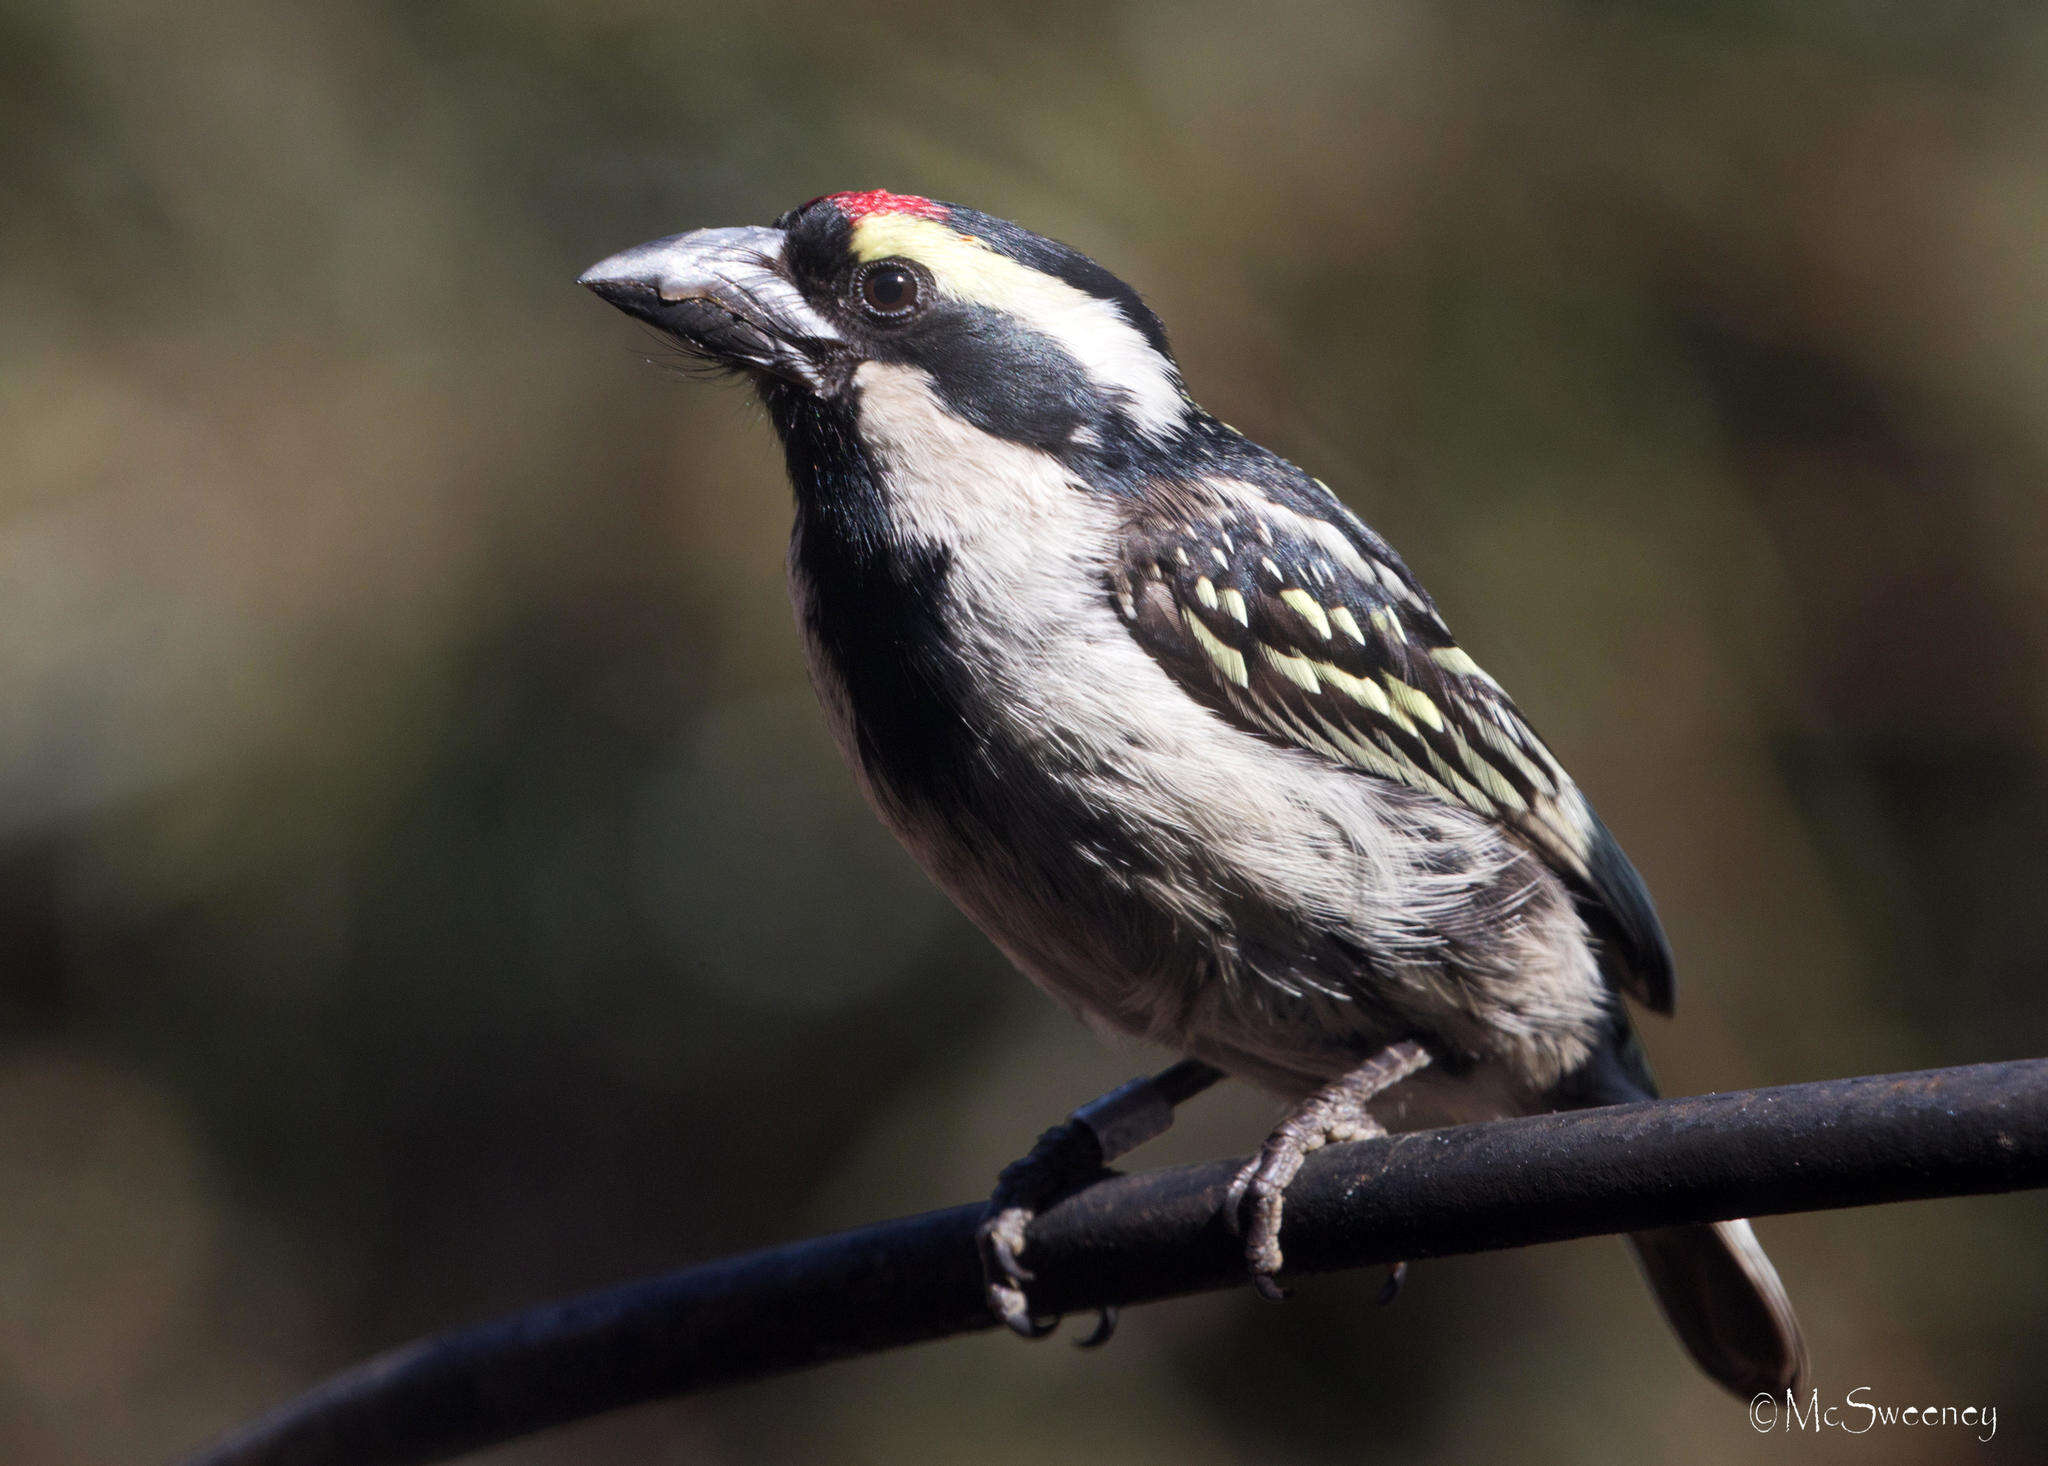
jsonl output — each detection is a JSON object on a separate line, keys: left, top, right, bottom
{"left": 1113, "top": 472, "right": 1677, "bottom": 1014}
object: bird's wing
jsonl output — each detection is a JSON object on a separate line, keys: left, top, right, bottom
{"left": 1112, "top": 476, "right": 1674, "bottom": 1013}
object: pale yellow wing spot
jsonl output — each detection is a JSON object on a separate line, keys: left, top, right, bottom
{"left": 1276, "top": 706, "right": 1348, "bottom": 763}
{"left": 1431, "top": 645, "right": 1483, "bottom": 677}
{"left": 1315, "top": 661, "right": 1393, "bottom": 718}
{"left": 1184, "top": 609, "right": 1249, "bottom": 687}
{"left": 1451, "top": 729, "right": 1527, "bottom": 811}
{"left": 1372, "top": 731, "right": 1458, "bottom": 804}
{"left": 1423, "top": 745, "right": 1498, "bottom": 817}
{"left": 1313, "top": 715, "right": 1408, "bottom": 784}
{"left": 1473, "top": 716, "right": 1557, "bottom": 795}
{"left": 1259, "top": 644, "right": 1323, "bottom": 694}
{"left": 1277, "top": 587, "right": 1333, "bottom": 641}
{"left": 1328, "top": 605, "right": 1367, "bottom": 644}
{"left": 1383, "top": 675, "right": 1444, "bottom": 732}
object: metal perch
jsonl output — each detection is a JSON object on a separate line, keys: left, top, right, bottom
{"left": 180, "top": 1058, "right": 2048, "bottom": 1466}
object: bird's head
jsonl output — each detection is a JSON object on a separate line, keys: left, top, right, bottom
{"left": 579, "top": 191, "right": 1190, "bottom": 454}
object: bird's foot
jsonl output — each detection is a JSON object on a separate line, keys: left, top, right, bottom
{"left": 1222, "top": 1040, "right": 1432, "bottom": 1300}
{"left": 976, "top": 1061, "right": 1220, "bottom": 1344}
{"left": 976, "top": 1117, "right": 1112, "bottom": 1342}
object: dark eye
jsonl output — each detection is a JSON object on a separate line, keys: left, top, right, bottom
{"left": 857, "top": 261, "right": 921, "bottom": 319}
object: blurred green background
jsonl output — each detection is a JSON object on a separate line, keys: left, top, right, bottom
{"left": 6, "top": 2, "right": 2048, "bottom": 1461}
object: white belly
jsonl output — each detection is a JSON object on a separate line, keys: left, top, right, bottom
{"left": 785, "top": 363, "right": 1609, "bottom": 1101}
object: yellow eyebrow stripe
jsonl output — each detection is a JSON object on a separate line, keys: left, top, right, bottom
{"left": 845, "top": 216, "right": 1078, "bottom": 327}
{"left": 849, "top": 213, "right": 1000, "bottom": 268}
{"left": 848, "top": 212, "right": 1188, "bottom": 437}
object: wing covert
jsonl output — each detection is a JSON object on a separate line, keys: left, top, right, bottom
{"left": 1113, "top": 477, "right": 1675, "bottom": 1012}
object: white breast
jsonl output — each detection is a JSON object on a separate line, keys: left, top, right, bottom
{"left": 791, "top": 363, "right": 1606, "bottom": 1100}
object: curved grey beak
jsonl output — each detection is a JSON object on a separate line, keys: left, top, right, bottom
{"left": 578, "top": 225, "right": 841, "bottom": 385}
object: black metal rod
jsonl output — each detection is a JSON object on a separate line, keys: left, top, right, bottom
{"left": 178, "top": 1058, "right": 2048, "bottom": 1466}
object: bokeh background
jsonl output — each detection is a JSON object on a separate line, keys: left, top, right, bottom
{"left": 6, "top": 2, "right": 2048, "bottom": 1461}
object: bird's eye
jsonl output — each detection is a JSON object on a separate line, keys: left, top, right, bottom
{"left": 857, "top": 261, "right": 921, "bottom": 320}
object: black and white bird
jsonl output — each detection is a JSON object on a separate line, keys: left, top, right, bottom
{"left": 579, "top": 190, "right": 1807, "bottom": 1397}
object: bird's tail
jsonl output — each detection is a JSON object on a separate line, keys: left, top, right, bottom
{"left": 1559, "top": 1012, "right": 1809, "bottom": 1398}
{"left": 1626, "top": 1218, "right": 1808, "bottom": 1398}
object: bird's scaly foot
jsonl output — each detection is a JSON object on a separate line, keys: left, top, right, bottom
{"left": 1223, "top": 1040, "right": 1432, "bottom": 1300}
{"left": 977, "top": 1060, "right": 1221, "bottom": 1343}
{"left": 976, "top": 1117, "right": 1110, "bottom": 1341}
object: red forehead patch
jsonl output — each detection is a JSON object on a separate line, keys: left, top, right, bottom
{"left": 824, "top": 190, "right": 949, "bottom": 222}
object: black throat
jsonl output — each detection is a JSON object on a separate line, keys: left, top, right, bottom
{"left": 760, "top": 380, "right": 1184, "bottom": 937}
{"left": 765, "top": 385, "right": 980, "bottom": 802}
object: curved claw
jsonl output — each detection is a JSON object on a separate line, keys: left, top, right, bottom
{"left": 1377, "top": 1260, "right": 1407, "bottom": 1306}
{"left": 977, "top": 1095, "right": 1187, "bottom": 1348}
{"left": 990, "top": 1278, "right": 1062, "bottom": 1340}
{"left": 1225, "top": 1150, "right": 1295, "bottom": 1300}
{"left": 1073, "top": 1306, "right": 1118, "bottom": 1349}
{"left": 1219, "top": 1050, "right": 1422, "bottom": 1309}
{"left": 977, "top": 1206, "right": 1037, "bottom": 1287}
{"left": 980, "top": 1204, "right": 1062, "bottom": 1339}
{"left": 988, "top": 1232, "right": 1035, "bottom": 1287}
{"left": 1011, "top": 1311, "right": 1062, "bottom": 1340}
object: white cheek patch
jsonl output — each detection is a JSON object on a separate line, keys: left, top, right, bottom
{"left": 850, "top": 213, "right": 1189, "bottom": 440}
{"left": 851, "top": 362, "right": 1099, "bottom": 572}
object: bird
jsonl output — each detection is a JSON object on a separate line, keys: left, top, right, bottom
{"left": 578, "top": 189, "right": 1808, "bottom": 1398}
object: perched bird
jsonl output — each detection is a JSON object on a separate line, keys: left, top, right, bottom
{"left": 579, "top": 190, "right": 1807, "bottom": 1397}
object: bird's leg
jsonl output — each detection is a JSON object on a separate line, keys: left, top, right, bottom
{"left": 979, "top": 1057, "right": 1223, "bottom": 1344}
{"left": 1224, "top": 1040, "right": 1431, "bottom": 1301}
